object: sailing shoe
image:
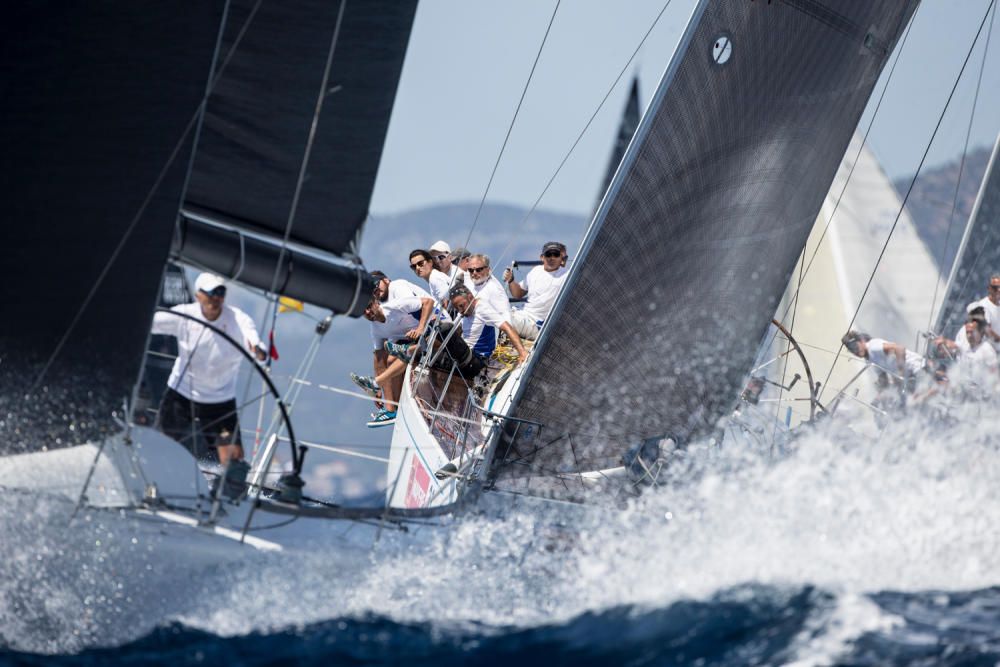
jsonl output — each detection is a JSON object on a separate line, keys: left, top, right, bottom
{"left": 350, "top": 372, "right": 381, "bottom": 398}
{"left": 367, "top": 408, "right": 397, "bottom": 428}
{"left": 384, "top": 340, "right": 413, "bottom": 363}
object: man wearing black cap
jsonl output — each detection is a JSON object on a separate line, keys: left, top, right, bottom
{"left": 503, "top": 241, "right": 568, "bottom": 340}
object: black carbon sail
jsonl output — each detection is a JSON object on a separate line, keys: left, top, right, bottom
{"left": 175, "top": 0, "right": 418, "bottom": 314}
{"left": 597, "top": 77, "right": 641, "bottom": 211}
{"left": 934, "top": 132, "right": 1000, "bottom": 338}
{"left": 498, "top": 0, "right": 919, "bottom": 481}
{"left": 0, "top": 3, "right": 227, "bottom": 452}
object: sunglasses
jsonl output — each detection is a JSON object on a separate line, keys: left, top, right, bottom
{"left": 434, "top": 254, "right": 449, "bottom": 261}
{"left": 543, "top": 250, "right": 563, "bottom": 258}
{"left": 200, "top": 286, "right": 227, "bottom": 298}
{"left": 468, "top": 266, "right": 489, "bottom": 274}
{"left": 989, "top": 284, "right": 1000, "bottom": 291}
{"left": 410, "top": 259, "right": 428, "bottom": 270}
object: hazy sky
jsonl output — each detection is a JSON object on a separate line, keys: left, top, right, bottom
{"left": 370, "top": 0, "right": 1000, "bottom": 219}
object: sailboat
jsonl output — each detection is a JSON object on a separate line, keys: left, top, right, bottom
{"left": 384, "top": 0, "right": 920, "bottom": 508}
{"left": 1, "top": 0, "right": 928, "bottom": 553}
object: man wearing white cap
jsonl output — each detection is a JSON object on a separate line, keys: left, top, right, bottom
{"left": 151, "top": 272, "right": 266, "bottom": 498}
{"left": 429, "top": 240, "right": 467, "bottom": 287}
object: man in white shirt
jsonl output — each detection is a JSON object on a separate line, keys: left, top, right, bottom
{"left": 353, "top": 292, "right": 434, "bottom": 427}
{"left": 409, "top": 249, "right": 452, "bottom": 309}
{"left": 466, "top": 253, "right": 512, "bottom": 322}
{"left": 428, "top": 240, "right": 464, "bottom": 286}
{"left": 503, "top": 241, "right": 568, "bottom": 340}
{"left": 449, "top": 284, "right": 527, "bottom": 366}
{"left": 952, "top": 276, "right": 1000, "bottom": 351}
{"left": 370, "top": 270, "right": 432, "bottom": 303}
{"left": 951, "top": 316, "right": 999, "bottom": 394}
{"left": 152, "top": 273, "right": 266, "bottom": 493}
{"left": 842, "top": 330, "right": 927, "bottom": 396}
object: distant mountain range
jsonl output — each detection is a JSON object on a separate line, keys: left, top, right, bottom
{"left": 894, "top": 145, "right": 992, "bottom": 272}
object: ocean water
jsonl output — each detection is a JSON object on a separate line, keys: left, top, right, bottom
{"left": 3, "top": 409, "right": 1000, "bottom": 665}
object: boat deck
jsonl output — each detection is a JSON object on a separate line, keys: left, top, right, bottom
{"left": 409, "top": 341, "right": 529, "bottom": 461}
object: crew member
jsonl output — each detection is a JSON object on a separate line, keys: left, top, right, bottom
{"left": 152, "top": 273, "right": 266, "bottom": 496}
{"left": 503, "top": 241, "right": 568, "bottom": 340}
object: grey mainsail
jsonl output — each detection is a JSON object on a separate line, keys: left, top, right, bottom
{"left": 933, "top": 132, "right": 1000, "bottom": 339}
{"left": 175, "top": 0, "right": 418, "bottom": 315}
{"left": 498, "top": 0, "right": 919, "bottom": 480}
{"left": 0, "top": 3, "right": 227, "bottom": 452}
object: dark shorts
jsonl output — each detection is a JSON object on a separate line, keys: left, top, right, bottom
{"left": 156, "top": 387, "right": 241, "bottom": 461}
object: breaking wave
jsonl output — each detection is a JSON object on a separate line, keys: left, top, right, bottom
{"left": 3, "top": 408, "right": 1000, "bottom": 664}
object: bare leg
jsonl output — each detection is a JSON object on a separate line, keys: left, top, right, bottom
{"left": 376, "top": 358, "right": 408, "bottom": 409}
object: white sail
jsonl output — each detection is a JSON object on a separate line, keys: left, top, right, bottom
{"left": 764, "top": 134, "right": 941, "bottom": 426}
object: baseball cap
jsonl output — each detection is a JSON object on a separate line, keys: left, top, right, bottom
{"left": 429, "top": 240, "right": 451, "bottom": 254}
{"left": 195, "top": 272, "right": 226, "bottom": 294}
{"left": 542, "top": 241, "right": 566, "bottom": 255}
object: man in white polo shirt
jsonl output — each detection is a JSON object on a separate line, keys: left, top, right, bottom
{"left": 152, "top": 273, "right": 267, "bottom": 497}
{"left": 503, "top": 241, "right": 568, "bottom": 340}
{"left": 352, "top": 291, "right": 434, "bottom": 427}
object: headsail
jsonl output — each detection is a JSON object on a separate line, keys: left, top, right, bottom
{"left": 175, "top": 0, "right": 418, "bottom": 315}
{"left": 499, "top": 0, "right": 919, "bottom": 479}
{"left": 0, "top": 3, "right": 227, "bottom": 452}
{"left": 596, "top": 77, "right": 642, "bottom": 211}
{"left": 933, "top": 131, "right": 1000, "bottom": 338}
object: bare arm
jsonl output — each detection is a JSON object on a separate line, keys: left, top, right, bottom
{"left": 500, "top": 322, "right": 528, "bottom": 365}
{"left": 503, "top": 268, "right": 527, "bottom": 299}
{"left": 405, "top": 297, "right": 435, "bottom": 340}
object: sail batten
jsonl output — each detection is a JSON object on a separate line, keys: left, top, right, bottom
{"left": 499, "top": 0, "right": 919, "bottom": 481}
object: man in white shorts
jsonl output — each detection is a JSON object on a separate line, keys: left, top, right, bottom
{"left": 503, "top": 241, "right": 568, "bottom": 341}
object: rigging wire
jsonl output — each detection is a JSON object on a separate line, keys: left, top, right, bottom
{"left": 26, "top": 0, "right": 266, "bottom": 395}
{"left": 820, "top": 0, "right": 998, "bottom": 401}
{"left": 491, "top": 0, "right": 675, "bottom": 270}
{"left": 457, "top": 0, "right": 561, "bottom": 256}
{"left": 925, "top": 0, "right": 997, "bottom": 333}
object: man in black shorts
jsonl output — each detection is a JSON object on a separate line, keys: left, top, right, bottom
{"left": 151, "top": 273, "right": 266, "bottom": 494}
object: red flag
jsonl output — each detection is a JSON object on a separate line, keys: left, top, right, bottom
{"left": 269, "top": 330, "right": 279, "bottom": 360}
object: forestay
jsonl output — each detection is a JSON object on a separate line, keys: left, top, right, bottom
{"left": 500, "top": 0, "right": 919, "bottom": 480}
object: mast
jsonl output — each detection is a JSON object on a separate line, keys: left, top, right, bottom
{"left": 933, "top": 130, "right": 1000, "bottom": 336}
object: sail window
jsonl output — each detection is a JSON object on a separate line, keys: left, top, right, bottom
{"left": 712, "top": 34, "right": 733, "bottom": 65}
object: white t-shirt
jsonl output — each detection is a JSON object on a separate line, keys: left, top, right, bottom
{"left": 952, "top": 340, "right": 998, "bottom": 390}
{"left": 970, "top": 297, "right": 1000, "bottom": 347}
{"left": 152, "top": 303, "right": 262, "bottom": 403}
{"left": 425, "top": 269, "right": 452, "bottom": 306}
{"left": 370, "top": 296, "right": 423, "bottom": 351}
{"left": 866, "top": 338, "right": 925, "bottom": 376}
{"left": 470, "top": 274, "right": 512, "bottom": 320}
{"left": 518, "top": 265, "right": 568, "bottom": 322}
{"left": 461, "top": 300, "right": 508, "bottom": 358}
{"left": 388, "top": 278, "right": 430, "bottom": 301}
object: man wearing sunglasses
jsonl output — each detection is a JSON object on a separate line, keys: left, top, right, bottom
{"left": 429, "top": 240, "right": 469, "bottom": 287}
{"left": 466, "top": 253, "right": 512, "bottom": 323}
{"left": 503, "top": 241, "right": 568, "bottom": 341}
{"left": 409, "top": 249, "right": 452, "bottom": 310}
{"left": 151, "top": 272, "right": 267, "bottom": 498}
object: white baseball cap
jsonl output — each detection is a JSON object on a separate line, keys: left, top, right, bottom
{"left": 195, "top": 272, "right": 226, "bottom": 294}
{"left": 429, "top": 240, "right": 451, "bottom": 254}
